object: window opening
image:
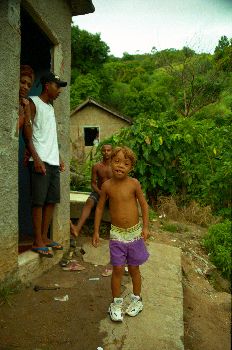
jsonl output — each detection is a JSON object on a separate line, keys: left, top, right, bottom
{"left": 84, "top": 127, "right": 99, "bottom": 146}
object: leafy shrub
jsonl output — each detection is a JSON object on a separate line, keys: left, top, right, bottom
{"left": 104, "top": 114, "right": 231, "bottom": 212}
{"left": 203, "top": 220, "right": 232, "bottom": 279}
{"left": 70, "top": 158, "right": 92, "bottom": 192}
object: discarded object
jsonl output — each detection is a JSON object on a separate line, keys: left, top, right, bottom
{"left": 54, "top": 295, "right": 69, "bottom": 302}
{"left": 34, "top": 285, "right": 60, "bottom": 292}
{"left": 62, "top": 262, "right": 85, "bottom": 271}
{"left": 80, "top": 248, "right": 86, "bottom": 255}
{"left": 195, "top": 268, "right": 204, "bottom": 275}
{"left": 101, "top": 269, "right": 112, "bottom": 277}
{"left": 59, "top": 250, "right": 74, "bottom": 267}
{"left": 89, "top": 278, "right": 100, "bottom": 281}
{"left": 158, "top": 214, "right": 166, "bottom": 218}
{"left": 97, "top": 347, "right": 104, "bottom": 350}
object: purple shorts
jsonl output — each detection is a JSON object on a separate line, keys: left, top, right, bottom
{"left": 109, "top": 238, "right": 149, "bottom": 266}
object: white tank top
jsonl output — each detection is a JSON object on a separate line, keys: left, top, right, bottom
{"left": 30, "top": 96, "right": 59, "bottom": 166}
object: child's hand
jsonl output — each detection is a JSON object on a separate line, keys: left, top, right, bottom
{"left": 92, "top": 233, "right": 100, "bottom": 247}
{"left": 142, "top": 228, "right": 149, "bottom": 241}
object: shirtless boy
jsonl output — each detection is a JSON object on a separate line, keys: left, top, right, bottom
{"left": 92, "top": 146, "right": 149, "bottom": 322}
{"left": 71, "top": 144, "right": 112, "bottom": 237}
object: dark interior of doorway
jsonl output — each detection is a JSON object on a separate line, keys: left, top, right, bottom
{"left": 19, "top": 7, "right": 53, "bottom": 253}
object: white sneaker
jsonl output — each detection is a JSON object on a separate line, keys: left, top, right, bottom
{"left": 108, "top": 298, "right": 123, "bottom": 322}
{"left": 126, "top": 294, "right": 143, "bottom": 317}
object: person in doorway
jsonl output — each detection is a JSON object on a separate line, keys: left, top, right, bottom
{"left": 25, "top": 72, "right": 67, "bottom": 257}
{"left": 19, "top": 65, "right": 34, "bottom": 131}
{"left": 92, "top": 146, "right": 149, "bottom": 322}
{"left": 19, "top": 65, "right": 46, "bottom": 172}
{"left": 71, "top": 144, "right": 113, "bottom": 238}
{"left": 18, "top": 65, "right": 37, "bottom": 243}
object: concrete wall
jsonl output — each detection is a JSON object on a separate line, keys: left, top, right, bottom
{"left": 70, "top": 105, "right": 130, "bottom": 161}
{"left": 0, "top": 0, "right": 71, "bottom": 285}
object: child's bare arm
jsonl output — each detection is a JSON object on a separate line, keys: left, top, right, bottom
{"left": 92, "top": 183, "right": 107, "bottom": 247}
{"left": 135, "top": 179, "right": 149, "bottom": 240}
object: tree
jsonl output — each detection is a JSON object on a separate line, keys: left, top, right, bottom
{"left": 214, "top": 36, "right": 232, "bottom": 72}
{"left": 71, "top": 25, "right": 110, "bottom": 75}
{"left": 70, "top": 73, "right": 101, "bottom": 110}
{"left": 163, "top": 53, "right": 223, "bottom": 117}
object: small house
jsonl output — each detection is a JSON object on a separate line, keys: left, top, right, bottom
{"left": 70, "top": 98, "right": 132, "bottom": 161}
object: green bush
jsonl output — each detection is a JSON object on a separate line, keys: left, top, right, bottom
{"left": 203, "top": 220, "right": 231, "bottom": 279}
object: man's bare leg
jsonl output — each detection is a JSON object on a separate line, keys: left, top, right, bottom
{"left": 32, "top": 206, "right": 53, "bottom": 256}
{"left": 71, "top": 198, "right": 95, "bottom": 237}
{"left": 32, "top": 206, "right": 44, "bottom": 248}
{"left": 41, "top": 203, "right": 55, "bottom": 244}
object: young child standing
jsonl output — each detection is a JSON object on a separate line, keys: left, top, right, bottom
{"left": 92, "top": 146, "right": 149, "bottom": 322}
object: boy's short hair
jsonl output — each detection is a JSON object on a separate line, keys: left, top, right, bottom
{"left": 111, "top": 146, "right": 136, "bottom": 167}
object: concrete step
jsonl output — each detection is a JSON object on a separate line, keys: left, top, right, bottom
{"left": 82, "top": 239, "right": 184, "bottom": 350}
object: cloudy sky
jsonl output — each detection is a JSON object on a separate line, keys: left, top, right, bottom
{"left": 73, "top": 0, "right": 232, "bottom": 57}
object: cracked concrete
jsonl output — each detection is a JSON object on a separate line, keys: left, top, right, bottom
{"left": 83, "top": 239, "right": 184, "bottom": 350}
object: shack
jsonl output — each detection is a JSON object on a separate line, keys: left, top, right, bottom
{"left": 70, "top": 98, "right": 132, "bottom": 161}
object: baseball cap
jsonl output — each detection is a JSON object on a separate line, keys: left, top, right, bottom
{"left": 40, "top": 72, "right": 67, "bottom": 87}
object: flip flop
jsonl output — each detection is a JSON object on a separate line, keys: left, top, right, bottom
{"left": 101, "top": 268, "right": 112, "bottom": 277}
{"left": 46, "top": 241, "right": 63, "bottom": 250}
{"left": 62, "top": 262, "right": 86, "bottom": 271}
{"left": 32, "top": 247, "right": 53, "bottom": 258}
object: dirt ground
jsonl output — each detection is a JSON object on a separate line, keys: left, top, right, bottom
{"left": 0, "top": 220, "right": 231, "bottom": 350}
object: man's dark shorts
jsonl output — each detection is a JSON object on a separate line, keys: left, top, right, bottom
{"left": 29, "top": 162, "right": 60, "bottom": 207}
{"left": 89, "top": 191, "right": 100, "bottom": 205}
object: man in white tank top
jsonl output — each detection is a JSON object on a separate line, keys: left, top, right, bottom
{"left": 26, "top": 72, "right": 67, "bottom": 257}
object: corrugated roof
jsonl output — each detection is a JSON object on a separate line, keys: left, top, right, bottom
{"left": 70, "top": 0, "right": 95, "bottom": 16}
{"left": 70, "top": 98, "right": 132, "bottom": 124}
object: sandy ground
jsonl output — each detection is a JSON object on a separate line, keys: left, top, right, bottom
{"left": 0, "top": 221, "right": 231, "bottom": 350}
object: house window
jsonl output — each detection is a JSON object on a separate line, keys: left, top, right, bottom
{"left": 84, "top": 127, "right": 99, "bottom": 146}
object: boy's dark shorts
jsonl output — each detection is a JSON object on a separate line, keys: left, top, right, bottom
{"left": 29, "top": 162, "right": 60, "bottom": 207}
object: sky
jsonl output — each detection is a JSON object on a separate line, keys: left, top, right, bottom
{"left": 73, "top": 0, "right": 232, "bottom": 57}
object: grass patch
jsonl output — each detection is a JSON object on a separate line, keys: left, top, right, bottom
{"left": 0, "top": 285, "right": 16, "bottom": 306}
{"left": 160, "top": 221, "right": 189, "bottom": 233}
{"left": 158, "top": 196, "right": 218, "bottom": 226}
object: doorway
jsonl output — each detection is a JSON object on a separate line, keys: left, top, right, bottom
{"left": 18, "top": 6, "right": 53, "bottom": 253}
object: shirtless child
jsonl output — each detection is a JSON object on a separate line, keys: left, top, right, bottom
{"left": 92, "top": 146, "right": 149, "bottom": 322}
{"left": 71, "top": 144, "right": 112, "bottom": 237}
